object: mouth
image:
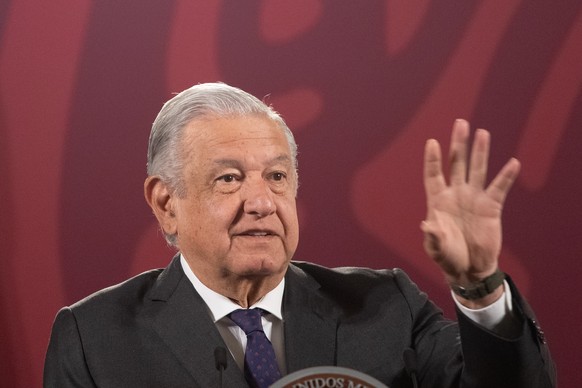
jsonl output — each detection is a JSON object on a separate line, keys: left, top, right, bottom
{"left": 235, "top": 229, "right": 278, "bottom": 238}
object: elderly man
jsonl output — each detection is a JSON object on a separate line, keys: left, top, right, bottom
{"left": 44, "top": 83, "right": 555, "bottom": 387}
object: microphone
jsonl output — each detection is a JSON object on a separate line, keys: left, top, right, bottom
{"left": 403, "top": 348, "right": 419, "bottom": 388}
{"left": 214, "top": 346, "right": 227, "bottom": 388}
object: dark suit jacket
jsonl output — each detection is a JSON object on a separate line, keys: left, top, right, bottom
{"left": 44, "top": 255, "right": 556, "bottom": 387}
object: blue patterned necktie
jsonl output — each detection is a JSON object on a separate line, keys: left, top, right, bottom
{"left": 229, "top": 308, "right": 282, "bottom": 388}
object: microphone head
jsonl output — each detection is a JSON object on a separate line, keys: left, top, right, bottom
{"left": 214, "top": 346, "right": 228, "bottom": 371}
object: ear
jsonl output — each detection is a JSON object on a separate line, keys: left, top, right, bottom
{"left": 144, "top": 176, "right": 178, "bottom": 236}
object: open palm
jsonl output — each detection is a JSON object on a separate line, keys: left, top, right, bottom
{"left": 421, "top": 120, "right": 521, "bottom": 286}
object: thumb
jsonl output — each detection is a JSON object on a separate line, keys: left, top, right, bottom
{"left": 420, "top": 220, "right": 443, "bottom": 261}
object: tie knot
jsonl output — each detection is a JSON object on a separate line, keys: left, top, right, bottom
{"left": 229, "top": 308, "right": 264, "bottom": 335}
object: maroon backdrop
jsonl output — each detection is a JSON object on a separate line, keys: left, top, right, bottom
{"left": 2, "top": 1, "right": 581, "bottom": 386}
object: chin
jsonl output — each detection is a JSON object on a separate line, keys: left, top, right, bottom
{"left": 237, "top": 257, "right": 288, "bottom": 277}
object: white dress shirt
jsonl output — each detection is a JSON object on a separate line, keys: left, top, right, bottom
{"left": 180, "top": 255, "right": 287, "bottom": 373}
{"left": 180, "top": 255, "right": 516, "bottom": 374}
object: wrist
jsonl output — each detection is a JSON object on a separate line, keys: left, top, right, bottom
{"left": 449, "top": 268, "right": 505, "bottom": 301}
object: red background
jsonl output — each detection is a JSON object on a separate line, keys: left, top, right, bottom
{"left": 1, "top": 1, "right": 581, "bottom": 386}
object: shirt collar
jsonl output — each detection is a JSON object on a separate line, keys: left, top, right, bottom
{"left": 180, "top": 254, "right": 284, "bottom": 322}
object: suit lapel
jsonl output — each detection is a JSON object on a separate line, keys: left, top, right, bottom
{"left": 283, "top": 264, "right": 340, "bottom": 372}
{"left": 143, "top": 257, "right": 341, "bottom": 384}
{"left": 145, "top": 256, "right": 248, "bottom": 387}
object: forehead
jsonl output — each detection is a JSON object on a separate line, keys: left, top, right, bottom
{"left": 181, "top": 115, "right": 292, "bottom": 162}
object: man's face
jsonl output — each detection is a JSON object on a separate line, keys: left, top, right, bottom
{"left": 172, "top": 115, "right": 299, "bottom": 286}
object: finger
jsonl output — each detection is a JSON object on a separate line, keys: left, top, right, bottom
{"left": 486, "top": 157, "right": 521, "bottom": 204}
{"left": 468, "top": 128, "right": 490, "bottom": 189}
{"left": 449, "top": 119, "right": 470, "bottom": 186}
{"left": 423, "top": 138, "right": 447, "bottom": 196}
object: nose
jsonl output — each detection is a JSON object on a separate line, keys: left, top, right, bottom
{"left": 242, "top": 178, "right": 276, "bottom": 218}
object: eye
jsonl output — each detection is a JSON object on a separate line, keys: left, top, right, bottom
{"left": 272, "top": 172, "right": 286, "bottom": 181}
{"left": 217, "top": 174, "right": 238, "bottom": 183}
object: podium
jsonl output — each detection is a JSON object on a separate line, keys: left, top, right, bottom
{"left": 271, "top": 366, "right": 389, "bottom": 388}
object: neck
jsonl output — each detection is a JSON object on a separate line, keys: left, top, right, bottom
{"left": 180, "top": 254, "right": 287, "bottom": 307}
{"left": 185, "top": 261, "right": 286, "bottom": 308}
{"left": 221, "top": 273, "right": 284, "bottom": 308}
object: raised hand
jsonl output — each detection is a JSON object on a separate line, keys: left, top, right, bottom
{"left": 421, "top": 119, "right": 521, "bottom": 305}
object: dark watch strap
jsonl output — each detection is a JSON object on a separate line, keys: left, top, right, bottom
{"left": 450, "top": 269, "right": 505, "bottom": 300}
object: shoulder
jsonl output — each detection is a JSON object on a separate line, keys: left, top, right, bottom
{"left": 71, "top": 268, "right": 163, "bottom": 307}
{"left": 65, "top": 255, "right": 182, "bottom": 319}
{"left": 289, "top": 260, "right": 413, "bottom": 288}
{"left": 59, "top": 268, "right": 164, "bottom": 325}
{"left": 288, "top": 261, "right": 424, "bottom": 306}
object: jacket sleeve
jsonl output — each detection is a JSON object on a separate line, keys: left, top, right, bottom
{"left": 394, "top": 269, "right": 556, "bottom": 388}
{"left": 456, "top": 275, "right": 556, "bottom": 388}
{"left": 44, "top": 307, "right": 97, "bottom": 388}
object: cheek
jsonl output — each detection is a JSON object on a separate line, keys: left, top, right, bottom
{"left": 279, "top": 199, "right": 300, "bottom": 236}
{"left": 178, "top": 201, "right": 239, "bottom": 254}
{"left": 199, "top": 197, "right": 241, "bottom": 231}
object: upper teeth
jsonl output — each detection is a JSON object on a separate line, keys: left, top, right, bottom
{"left": 248, "top": 232, "right": 268, "bottom": 236}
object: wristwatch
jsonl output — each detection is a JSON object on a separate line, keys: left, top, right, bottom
{"left": 450, "top": 269, "right": 505, "bottom": 300}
